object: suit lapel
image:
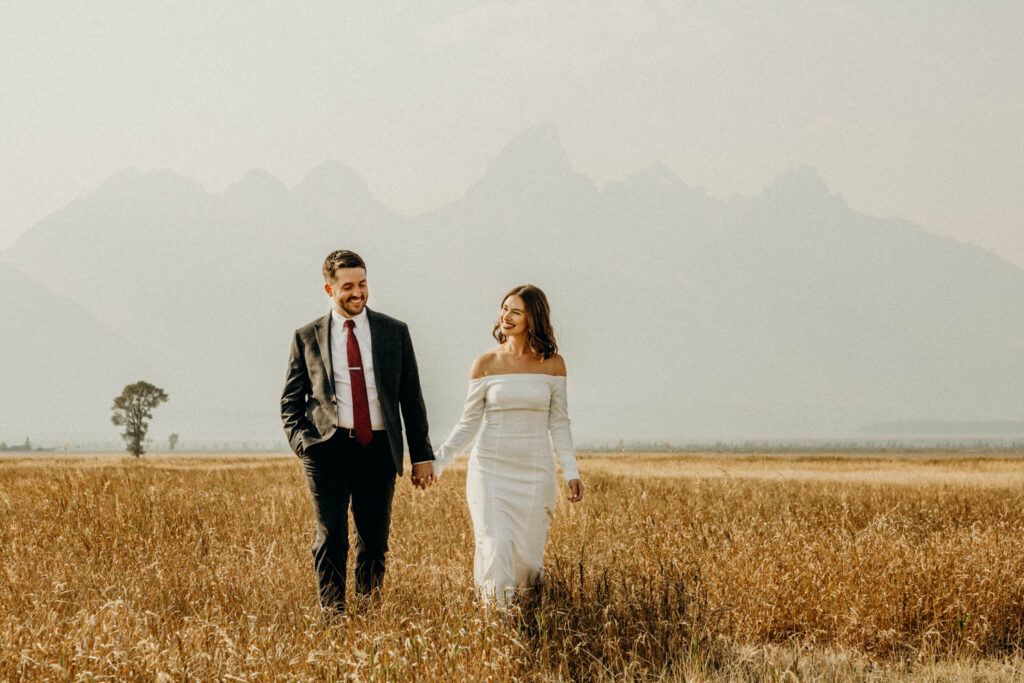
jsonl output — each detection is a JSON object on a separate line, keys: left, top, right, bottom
{"left": 367, "top": 308, "right": 390, "bottom": 391}
{"left": 314, "top": 311, "right": 335, "bottom": 395}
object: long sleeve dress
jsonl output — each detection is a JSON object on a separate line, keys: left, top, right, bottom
{"left": 434, "top": 373, "right": 580, "bottom": 603}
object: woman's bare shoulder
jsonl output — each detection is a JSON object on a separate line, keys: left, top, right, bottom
{"left": 470, "top": 350, "right": 500, "bottom": 380}
{"left": 547, "top": 353, "right": 568, "bottom": 376}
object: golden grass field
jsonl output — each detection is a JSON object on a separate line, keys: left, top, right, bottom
{"left": 2, "top": 451, "right": 1024, "bottom": 681}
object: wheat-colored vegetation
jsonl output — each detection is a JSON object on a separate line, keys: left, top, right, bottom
{"left": 2, "top": 452, "right": 1023, "bottom": 681}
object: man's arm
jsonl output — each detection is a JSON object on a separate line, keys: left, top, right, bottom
{"left": 281, "top": 331, "right": 314, "bottom": 456}
{"left": 398, "top": 324, "right": 433, "bottom": 464}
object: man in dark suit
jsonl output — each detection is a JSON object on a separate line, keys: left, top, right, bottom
{"left": 281, "top": 249, "right": 435, "bottom": 614}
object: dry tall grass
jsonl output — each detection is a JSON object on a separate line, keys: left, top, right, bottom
{"left": 2, "top": 452, "right": 1023, "bottom": 681}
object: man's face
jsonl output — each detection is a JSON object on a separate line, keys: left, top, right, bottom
{"left": 325, "top": 267, "right": 368, "bottom": 318}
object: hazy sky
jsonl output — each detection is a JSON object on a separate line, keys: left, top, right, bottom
{"left": 2, "top": 1, "right": 1022, "bottom": 264}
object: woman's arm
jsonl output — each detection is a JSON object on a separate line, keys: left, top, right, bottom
{"left": 433, "top": 370, "right": 488, "bottom": 478}
{"left": 547, "top": 360, "right": 581, "bottom": 486}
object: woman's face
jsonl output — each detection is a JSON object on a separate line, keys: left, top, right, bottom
{"left": 499, "top": 295, "right": 529, "bottom": 337}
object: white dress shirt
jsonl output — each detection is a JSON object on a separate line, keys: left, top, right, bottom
{"left": 330, "top": 308, "right": 386, "bottom": 431}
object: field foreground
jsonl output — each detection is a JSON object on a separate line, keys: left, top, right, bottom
{"left": 2, "top": 452, "right": 1024, "bottom": 681}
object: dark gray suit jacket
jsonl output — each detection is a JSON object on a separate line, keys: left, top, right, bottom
{"left": 280, "top": 308, "right": 433, "bottom": 474}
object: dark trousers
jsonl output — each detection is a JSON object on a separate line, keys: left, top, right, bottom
{"left": 301, "top": 430, "right": 396, "bottom": 612}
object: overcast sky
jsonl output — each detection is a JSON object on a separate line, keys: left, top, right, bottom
{"left": 2, "top": 1, "right": 1022, "bottom": 264}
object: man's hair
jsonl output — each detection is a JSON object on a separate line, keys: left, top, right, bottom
{"left": 322, "top": 250, "right": 366, "bottom": 282}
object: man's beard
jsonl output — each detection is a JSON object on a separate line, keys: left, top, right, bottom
{"left": 341, "top": 297, "right": 365, "bottom": 316}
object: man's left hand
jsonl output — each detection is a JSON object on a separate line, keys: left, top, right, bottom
{"left": 411, "top": 461, "right": 436, "bottom": 489}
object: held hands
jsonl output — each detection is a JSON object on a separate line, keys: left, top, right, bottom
{"left": 567, "top": 479, "right": 584, "bottom": 503}
{"left": 411, "top": 461, "right": 436, "bottom": 490}
{"left": 412, "top": 462, "right": 577, "bottom": 499}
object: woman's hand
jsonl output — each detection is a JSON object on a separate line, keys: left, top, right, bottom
{"left": 411, "top": 461, "right": 436, "bottom": 489}
{"left": 567, "top": 479, "right": 584, "bottom": 503}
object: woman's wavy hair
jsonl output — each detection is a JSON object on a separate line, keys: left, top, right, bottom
{"left": 492, "top": 285, "right": 558, "bottom": 360}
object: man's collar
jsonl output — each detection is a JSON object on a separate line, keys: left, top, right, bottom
{"left": 331, "top": 307, "right": 369, "bottom": 329}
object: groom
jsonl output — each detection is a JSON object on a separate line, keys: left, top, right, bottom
{"left": 281, "top": 249, "right": 435, "bottom": 614}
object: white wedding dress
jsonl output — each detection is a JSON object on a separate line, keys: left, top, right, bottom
{"left": 434, "top": 373, "right": 580, "bottom": 603}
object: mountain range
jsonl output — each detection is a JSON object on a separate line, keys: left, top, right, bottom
{"left": 4, "top": 122, "right": 1024, "bottom": 448}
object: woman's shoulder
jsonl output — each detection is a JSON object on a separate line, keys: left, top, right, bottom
{"left": 470, "top": 351, "right": 500, "bottom": 380}
{"left": 545, "top": 353, "right": 567, "bottom": 377}
{"left": 469, "top": 350, "right": 567, "bottom": 379}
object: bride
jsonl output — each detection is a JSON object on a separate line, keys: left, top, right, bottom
{"left": 433, "top": 285, "right": 584, "bottom": 603}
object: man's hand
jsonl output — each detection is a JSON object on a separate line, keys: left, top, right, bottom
{"left": 567, "top": 479, "right": 584, "bottom": 502}
{"left": 411, "top": 461, "right": 436, "bottom": 489}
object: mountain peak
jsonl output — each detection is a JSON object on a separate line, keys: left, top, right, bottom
{"left": 298, "top": 161, "right": 370, "bottom": 195}
{"left": 222, "top": 169, "right": 289, "bottom": 202}
{"left": 94, "top": 167, "right": 204, "bottom": 198}
{"left": 760, "top": 165, "right": 833, "bottom": 203}
{"left": 294, "top": 161, "right": 373, "bottom": 204}
{"left": 97, "top": 166, "right": 143, "bottom": 189}
{"left": 483, "top": 122, "right": 572, "bottom": 181}
{"left": 626, "top": 163, "right": 688, "bottom": 192}
{"left": 292, "top": 161, "right": 389, "bottom": 222}
{"left": 462, "top": 122, "right": 599, "bottom": 215}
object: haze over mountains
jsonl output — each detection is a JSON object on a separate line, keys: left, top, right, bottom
{"left": 4, "top": 123, "right": 1024, "bottom": 449}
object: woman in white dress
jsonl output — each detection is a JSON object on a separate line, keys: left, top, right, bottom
{"left": 434, "top": 285, "right": 584, "bottom": 604}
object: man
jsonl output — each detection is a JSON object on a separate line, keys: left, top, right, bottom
{"left": 281, "top": 249, "right": 435, "bottom": 615}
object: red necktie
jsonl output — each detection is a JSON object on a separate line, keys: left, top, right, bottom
{"left": 345, "top": 319, "right": 373, "bottom": 446}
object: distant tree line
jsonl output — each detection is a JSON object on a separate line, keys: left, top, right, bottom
{"left": 582, "top": 439, "right": 1024, "bottom": 453}
{"left": 0, "top": 437, "right": 51, "bottom": 452}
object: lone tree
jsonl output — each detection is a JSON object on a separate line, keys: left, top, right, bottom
{"left": 111, "top": 381, "right": 168, "bottom": 457}
{"left": 168, "top": 433, "right": 179, "bottom": 451}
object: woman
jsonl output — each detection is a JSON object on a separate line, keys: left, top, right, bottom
{"left": 434, "top": 285, "right": 584, "bottom": 604}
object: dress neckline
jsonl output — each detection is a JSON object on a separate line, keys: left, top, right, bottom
{"left": 470, "top": 372, "right": 564, "bottom": 381}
